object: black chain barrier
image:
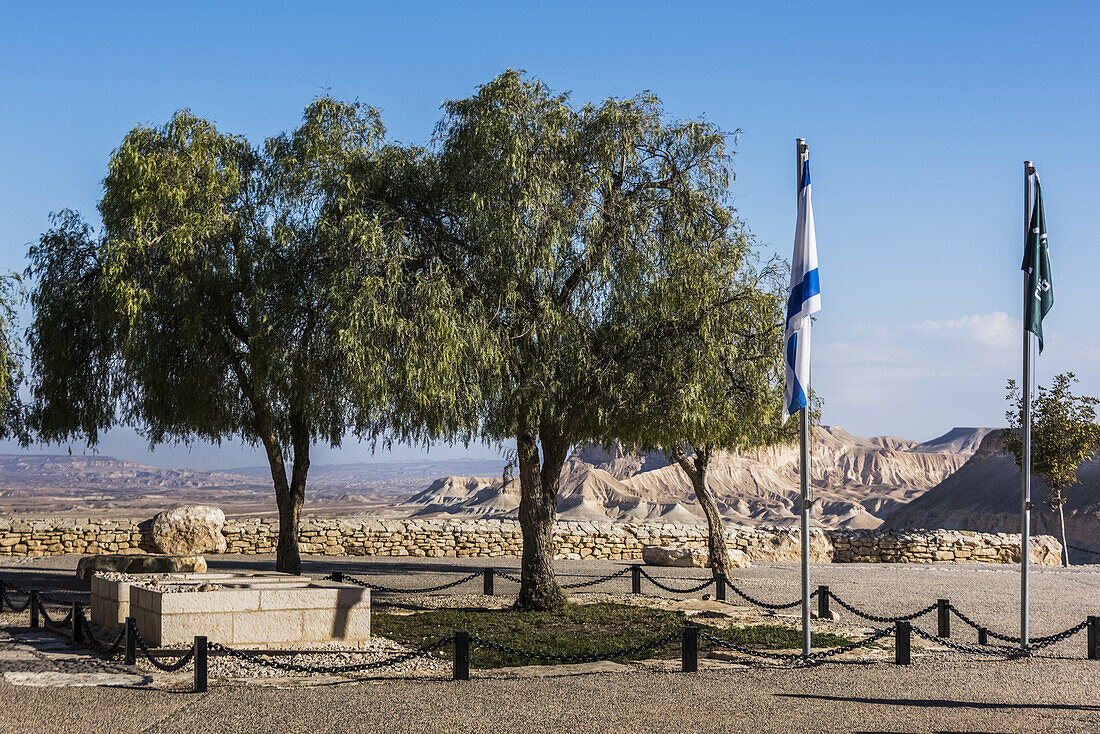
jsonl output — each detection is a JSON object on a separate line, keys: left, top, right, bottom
{"left": 209, "top": 637, "right": 452, "bottom": 674}
{"left": 560, "top": 567, "right": 634, "bottom": 589}
{"left": 827, "top": 591, "right": 937, "bottom": 623}
{"left": 807, "top": 627, "right": 896, "bottom": 660}
{"left": 910, "top": 624, "right": 1024, "bottom": 658}
{"left": 696, "top": 630, "right": 805, "bottom": 662}
{"left": 948, "top": 606, "right": 1089, "bottom": 647}
{"left": 334, "top": 571, "right": 483, "bottom": 594}
{"left": 723, "top": 579, "right": 811, "bottom": 610}
{"left": 1068, "top": 544, "right": 1100, "bottom": 559}
{"left": 39, "top": 604, "right": 74, "bottom": 629}
{"left": 471, "top": 631, "right": 680, "bottom": 663}
{"left": 638, "top": 569, "right": 714, "bottom": 595}
{"left": 697, "top": 627, "right": 895, "bottom": 664}
{"left": 129, "top": 622, "right": 196, "bottom": 672}
{"left": 1020, "top": 620, "right": 1090, "bottom": 653}
{"left": 488, "top": 568, "right": 634, "bottom": 589}
{"left": 0, "top": 586, "right": 32, "bottom": 612}
{"left": 80, "top": 617, "right": 126, "bottom": 657}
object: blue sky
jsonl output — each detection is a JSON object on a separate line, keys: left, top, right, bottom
{"left": 1, "top": 1, "right": 1098, "bottom": 468}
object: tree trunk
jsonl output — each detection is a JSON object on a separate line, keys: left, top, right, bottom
{"left": 515, "top": 421, "right": 569, "bottom": 611}
{"left": 672, "top": 445, "right": 731, "bottom": 580}
{"left": 276, "top": 416, "right": 310, "bottom": 575}
{"left": 1058, "top": 502, "right": 1069, "bottom": 567}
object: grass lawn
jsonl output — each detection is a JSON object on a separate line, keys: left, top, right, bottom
{"left": 373, "top": 602, "right": 852, "bottom": 668}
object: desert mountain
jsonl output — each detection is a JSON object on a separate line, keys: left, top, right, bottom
{"left": 0, "top": 454, "right": 507, "bottom": 518}
{"left": 406, "top": 427, "right": 995, "bottom": 529}
{"left": 882, "top": 430, "right": 1100, "bottom": 559}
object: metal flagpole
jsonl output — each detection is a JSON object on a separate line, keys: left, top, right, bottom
{"left": 797, "top": 138, "right": 811, "bottom": 659}
{"left": 1021, "top": 160, "right": 1035, "bottom": 650}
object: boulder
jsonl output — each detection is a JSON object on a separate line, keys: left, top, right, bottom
{"left": 641, "top": 546, "right": 752, "bottom": 569}
{"left": 151, "top": 505, "right": 227, "bottom": 555}
{"left": 76, "top": 554, "right": 207, "bottom": 580}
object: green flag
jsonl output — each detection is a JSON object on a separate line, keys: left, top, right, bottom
{"left": 1022, "top": 178, "right": 1053, "bottom": 352}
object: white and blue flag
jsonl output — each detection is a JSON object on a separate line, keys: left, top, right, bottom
{"left": 782, "top": 157, "right": 820, "bottom": 423}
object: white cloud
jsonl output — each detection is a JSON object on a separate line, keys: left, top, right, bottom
{"left": 811, "top": 311, "right": 1100, "bottom": 440}
{"left": 910, "top": 311, "right": 1020, "bottom": 349}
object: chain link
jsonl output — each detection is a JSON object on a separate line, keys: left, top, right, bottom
{"left": 128, "top": 622, "right": 196, "bottom": 672}
{"left": 696, "top": 630, "right": 806, "bottom": 661}
{"left": 560, "top": 567, "right": 633, "bottom": 589}
{"left": 723, "top": 579, "right": 810, "bottom": 610}
{"left": 1021, "top": 620, "right": 1090, "bottom": 652}
{"left": 335, "top": 571, "right": 483, "bottom": 594}
{"left": 1, "top": 587, "right": 32, "bottom": 612}
{"left": 485, "top": 567, "right": 632, "bottom": 589}
{"left": 808, "top": 627, "right": 896, "bottom": 660}
{"left": 910, "top": 624, "right": 1023, "bottom": 658}
{"left": 471, "top": 631, "right": 679, "bottom": 663}
{"left": 39, "top": 604, "right": 74, "bottom": 629}
{"left": 209, "top": 637, "right": 451, "bottom": 674}
{"left": 638, "top": 569, "right": 714, "bottom": 595}
{"left": 827, "top": 591, "right": 937, "bottom": 623}
{"left": 948, "top": 606, "right": 1021, "bottom": 643}
{"left": 1068, "top": 544, "right": 1100, "bottom": 558}
{"left": 81, "top": 618, "right": 126, "bottom": 657}
{"left": 949, "top": 606, "right": 1090, "bottom": 647}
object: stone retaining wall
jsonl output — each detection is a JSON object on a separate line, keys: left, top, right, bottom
{"left": 0, "top": 517, "right": 1062, "bottom": 565}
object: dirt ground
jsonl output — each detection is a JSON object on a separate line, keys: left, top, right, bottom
{"left": 2, "top": 554, "right": 1098, "bottom": 733}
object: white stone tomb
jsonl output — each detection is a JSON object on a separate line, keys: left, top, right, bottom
{"left": 91, "top": 572, "right": 370, "bottom": 648}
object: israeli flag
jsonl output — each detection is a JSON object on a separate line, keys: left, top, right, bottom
{"left": 782, "top": 157, "right": 821, "bottom": 423}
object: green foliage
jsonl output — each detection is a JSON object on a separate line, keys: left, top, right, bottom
{"left": 0, "top": 273, "right": 27, "bottom": 442}
{"left": 372, "top": 602, "right": 850, "bottom": 668}
{"left": 26, "top": 97, "right": 429, "bottom": 572}
{"left": 351, "top": 70, "right": 790, "bottom": 607}
{"left": 1005, "top": 372, "right": 1100, "bottom": 505}
{"left": 360, "top": 68, "right": 785, "bottom": 458}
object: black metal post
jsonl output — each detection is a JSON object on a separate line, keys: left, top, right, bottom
{"left": 978, "top": 627, "right": 988, "bottom": 646}
{"left": 817, "top": 585, "right": 830, "bottom": 619}
{"left": 895, "top": 620, "right": 911, "bottom": 665}
{"left": 715, "top": 573, "right": 726, "bottom": 602}
{"left": 681, "top": 625, "right": 698, "bottom": 673}
{"left": 72, "top": 603, "right": 84, "bottom": 643}
{"left": 483, "top": 568, "right": 494, "bottom": 596}
{"left": 937, "top": 599, "right": 950, "bottom": 638}
{"left": 194, "top": 636, "right": 208, "bottom": 692}
{"left": 331, "top": 571, "right": 343, "bottom": 584}
{"left": 631, "top": 565, "right": 641, "bottom": 594}
{"left": 29, "top": 591, "right": 39, "bottom": 629}
{"left": 453, "top": 630, "right": 470, "bottom": 681}
{"left": 1088, "top": 616, "right": 1099, "bottom": 660}
{"left": 125, "top": 617, "right": 137, "bottom": 666}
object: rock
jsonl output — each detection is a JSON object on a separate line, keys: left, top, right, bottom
{"left": 641, "top": 546, "right": 752, "bottom": 568}
{"left": 76, "top": 554, "right": 207, "bottom": 580}
{"left": 811, "top": 610, "right": 841, "bottom": 622}
{"left": 151, "top": 505, "right": 227, "bottom": 555}
{"left": 643, "top": 546, "right": 708, "bottom": 567}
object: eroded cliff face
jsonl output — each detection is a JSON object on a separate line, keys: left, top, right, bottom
{"left": 882, "top": 429, "right": 1100, "bottom": 558}
{"left": 405, "top": 427, "right": 994, "bottom": 529}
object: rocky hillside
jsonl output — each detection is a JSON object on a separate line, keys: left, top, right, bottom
{"left": 405, "top": 427, "right": 994, "bottom": 529}
{"left": 0, "top": 454, "right": 506, "bottom": 518}
{"left": 882, "top": 430, "right": 1100, "bottom": 560}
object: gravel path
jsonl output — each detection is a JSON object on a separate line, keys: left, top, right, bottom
{"left": 2, "top": 554, "right": 1098, "bottom": 732}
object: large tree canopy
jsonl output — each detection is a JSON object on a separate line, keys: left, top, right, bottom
{"left": 27, "top": 98, "right": 429, "bottom": 573}
{"left": 359, "top": 71, "right": 785, "bottom": 609}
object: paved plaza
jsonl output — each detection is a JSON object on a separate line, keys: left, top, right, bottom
{"left": 2, "top": 555, "right": 1098, "bottom": 733}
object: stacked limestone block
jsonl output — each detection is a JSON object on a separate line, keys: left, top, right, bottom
{"left": 0, "top": 516, "right": 1062, "bottom": 565}
{"left": 0, "top": 518, "right": 156, "bottom": 557}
